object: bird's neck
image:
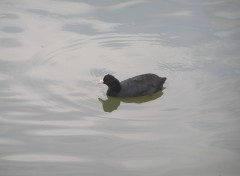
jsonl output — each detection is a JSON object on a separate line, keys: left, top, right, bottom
{"left": 109, "top": 80, "right": 121, "bottom": 93}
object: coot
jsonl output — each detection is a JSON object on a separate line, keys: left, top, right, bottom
{"left": 99, "top": 73, "right": 166, "bottom": 98}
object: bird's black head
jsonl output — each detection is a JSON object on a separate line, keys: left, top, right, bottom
{"left": 100, "top": 74, "right": 121, "bottom": 93}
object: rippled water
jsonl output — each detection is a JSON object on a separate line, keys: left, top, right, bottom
{"left": 1, "top": 0, "right": 240, "bottom": 176}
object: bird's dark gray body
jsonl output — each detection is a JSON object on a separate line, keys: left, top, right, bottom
{"left": 102, "top": 73, "right": 166, "bottom": 98}
{"left": 116, "top": 74, "right": 165, "bottom": 98}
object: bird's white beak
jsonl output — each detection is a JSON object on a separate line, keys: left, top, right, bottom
{"left": 98, "top": 79, "right": 104, "bottom": 84}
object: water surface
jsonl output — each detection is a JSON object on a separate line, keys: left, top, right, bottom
{"left": 0, "top": 0, "right": 240, "bottom": 176}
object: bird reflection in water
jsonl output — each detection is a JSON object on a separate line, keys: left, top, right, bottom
{"left": 98, "top": 90, "right": 164, "bottom": 112}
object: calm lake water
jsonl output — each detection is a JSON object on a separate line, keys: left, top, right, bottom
{"left": 1, "top": 0, "right": 240, "bottom": 176}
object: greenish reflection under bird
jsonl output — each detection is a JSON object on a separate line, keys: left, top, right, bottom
{"left": 99, "top": 90, "right": 164, "bottom": 112}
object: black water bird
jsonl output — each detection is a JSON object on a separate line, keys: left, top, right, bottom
{"left": 99, "top": 73, "right": 166, "bottom": 98}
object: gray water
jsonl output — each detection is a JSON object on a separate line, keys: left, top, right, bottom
{"left": 1, "top": 0, "right": 240, "bottom": 176}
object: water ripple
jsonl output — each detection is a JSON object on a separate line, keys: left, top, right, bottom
{"left": 0, "top": 32, "right": 174, "bottom": 116}
{"left": 2, "top": 154, "right": 86, "bottom": 162}
{"left": 0, "top": 38, "right": 22, "bottom": 47}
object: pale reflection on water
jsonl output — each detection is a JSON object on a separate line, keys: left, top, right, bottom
{"left": 1, "top": 0, "right": 240, "bottom": 176}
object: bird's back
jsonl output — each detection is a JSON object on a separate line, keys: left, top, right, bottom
{"left": 118, "top": 74, "right": 166, "bottom": 98}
